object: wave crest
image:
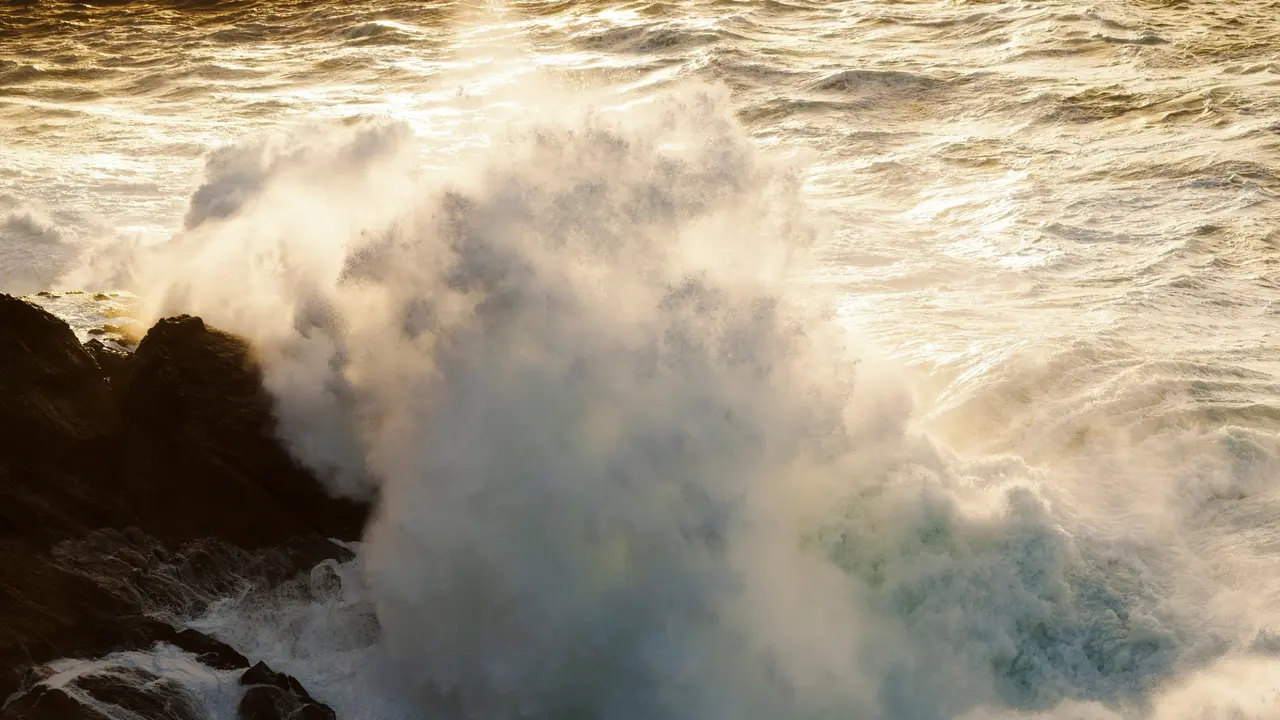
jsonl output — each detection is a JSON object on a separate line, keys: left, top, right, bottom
{"left": 93, "top": 85, "right": 1256, "bottom": 720}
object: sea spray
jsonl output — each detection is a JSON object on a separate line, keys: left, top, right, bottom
{"left": 123, "top": 85, "right": 888, "bottom": 717}
{"left": 79, "top": 83, "right": 1271, "bottom": 720}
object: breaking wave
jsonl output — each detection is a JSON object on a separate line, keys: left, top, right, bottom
{"left": 59, "top": 79, "right": 1280, "bottom": 720}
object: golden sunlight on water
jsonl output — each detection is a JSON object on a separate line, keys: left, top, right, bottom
{"left": 3, "top": 1, "right": 1280, "bottom": 719}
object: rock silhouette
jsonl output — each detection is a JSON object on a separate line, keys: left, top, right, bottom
{"left": 0, "top": 294, "right": 365, "bottom": 716}
{"left": 238, "top": 662, "right": 337, "bottom": 720}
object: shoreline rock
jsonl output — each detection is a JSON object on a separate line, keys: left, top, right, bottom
{"left": 0, "top": 294, "right": 368, "bottom": 714}
{"left": 118, "top": 313, "right": 367, "bottom": 549}
{"left": 238, "top": 662, "right": 336, "bottom": 720}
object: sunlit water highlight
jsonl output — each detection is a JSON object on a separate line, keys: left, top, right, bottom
{"left": 3, "top": 1, "right": 1280, "bottom": 719}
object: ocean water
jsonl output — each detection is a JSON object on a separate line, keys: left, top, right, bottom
{"left": 4, "top": 1, "right": 1280, "bottom": 718}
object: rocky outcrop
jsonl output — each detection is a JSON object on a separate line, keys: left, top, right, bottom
{"left": 54, "top": 668, "right": 202, "bottom": 720}
{"left": 238, "top": 663, "right": 336, "bottom": 720}
{"left": 3, "top": 646, "right": 339, "bottom": 720}
{"left": 168, "top": 628, "right": 251, "bottom": 671}
{"left": 82, "top": 338, "right": 130, "bottom": 386}
{"left": 118, "top": 314, "right": 365, "bottom": 549}
{"left": 1, "top": 685, "right": 112, "bottom": 720}
{"left": 0, "top": 294, "right": 122, "bottom": 546}
{"left": 2, "top": 640, "right": 339, "bottom": 720}
{"left": 0, "top": 294, "right": 369, "bottom": 712}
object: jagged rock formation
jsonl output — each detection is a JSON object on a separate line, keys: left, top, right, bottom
{"left": 0, "top": 294, "right": 367, "bottom": 716}
{"left": 238, "top": 663, "right": 336, "bottom": 720}
{"left": 5, "top": 667, "right": 205, "bottom": 720}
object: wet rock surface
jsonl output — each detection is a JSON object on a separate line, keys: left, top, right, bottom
{"left": 5, "top": 666, "right": 207, "bottom": 720}
{"left": 118, "top": 314, "right": 366, "bottom": 549}
{"left": 238, "top": 663, "right": 337, "bottom": 720}
{"left": 0, "top": 294, "right": 369, "bottom": 714}
{"left": 74, "top": 668, "right": 204, "bottom": 720}
{"left": 3, "top": 656, "right": 339, "bottom": 720}
{"left": 0, "top": 294, "right": 122, "bottom": 546}
{"left": 167, "top": 629, "right": 251, "bottom": 672}
{"left": 81, "top": 339, "right": 131, "bottom": 386}
{"left": 0, "top": 685, "right": 111, "bottom": 720}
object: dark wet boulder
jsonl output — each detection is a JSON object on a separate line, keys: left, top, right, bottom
{"left": 0, "top": 305, "right": 370, "bottom": 702}
{"left": 0, "top": 296, "right": 131, "bottom": 695}
{"left": 0, "top": 294, "right": 115, "bottom": 451}
{"left": 0, "top": 302, "right": 368, "bottom": 552}
{"left": 82, "top": 338, "right": 132, "bottom": 386}
{"left": 0, "top": 529, "right": 351, "bottom": 704}
{"left": 241, "top": 661, "right": 307, "bottom": 694}
{"left": 117, "top": 314, "right": 367, "bottom": 549}
{"left": 238, "top": 662, "right": 336, "bottom": 720}
{"left": 75, "top": 668, "right": 203, "bottom": 720}
{"left": 1, "top": 667, "right": 202, "bottom": 720}
{"left": 51, "top": 529, "right": 353, "bottom": 625}
{"left": 0, "top": 294, "right": 122, "bottom": 545}
{"left": 168, "top": 628, "right": 251, "bottom": 671}
{"left": 0, "top": 685, "right": 112, "bottom": 720}
{"left": 0, "top": 550, "right": 178, "bottom": 709}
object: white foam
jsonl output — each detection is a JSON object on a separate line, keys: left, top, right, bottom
{"left": 37, "top": 646, "right": 244, "bottom": 720}
{"left": 55, "top": 28, "right": 1280, "bottom": 720}
{"left": 97, "top": 85, "right": 1220, "bottom": 720}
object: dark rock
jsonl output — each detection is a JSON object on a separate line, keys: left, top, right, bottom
{"left": 75, "top": 669, "right": 202, "bottom": 720}
{"left": 117, "top": 314, "right": 367, "bottom": 550}
{"left": 0, "top": 297, "right": 136, "bottom": 698}
{"left": 241, "top": 662, "right": 294, "bottom": 692}
{"left": 1, "top": 667, "right": 203, "bottom": 720}
{"left": 239, "top": 685, "right": 340, "bottom": 720}
{"left": 238, "top": 663, "right": 336, "bottom": 720}
{"left": 121, "top": 526, "right": 145, "bottom": 546}
{"left": 0, "top": 299, "right": 367, "bottom": 552}
{"left": 0, "top": 539, "right": 162, "bottom": 704}
{"left": 16, "top": 666, "right": 53, "bottom": 689}
{"left": 291, "top": 703, "right": 338, "bottom": 720}
{"left": 0, "top": 685, "right": 111, "bottom": 720}
{"left": 0, "top": 302, "right": 371, "bottom": 700}
{"left": 241, "top": 662, "right": 312, "bottom": 705}
{"left": 0, "top": 295, "right": 121, "bottom": 545}
{"left": 169, "top": 628, "right": 250, "bottom": 671}
{"left": 52, "top": 529, "right": 354, "bottom": 621}
{"left": 239, "top": 686, "right": 289, "bottom": 720}
{"left": 82, "top": 339, "right": 131, "bottom": 386}
{"left": 113, "top": 546, "right": 149, "bottom": 569}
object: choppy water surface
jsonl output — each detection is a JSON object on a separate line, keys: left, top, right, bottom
{"left": 4, "top": 1, "right": 1280, "bottom": 719}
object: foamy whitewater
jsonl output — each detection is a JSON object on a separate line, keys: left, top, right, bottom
{"left": 4, "top": 1, "right": 1280, "bottom": 718}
